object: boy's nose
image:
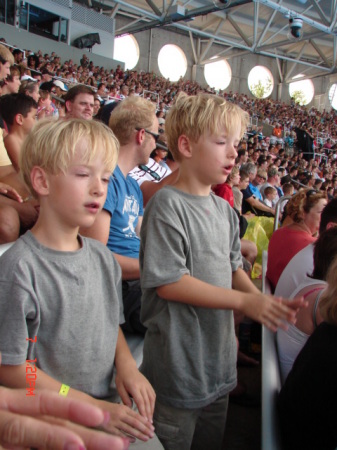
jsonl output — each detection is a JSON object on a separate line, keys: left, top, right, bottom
{"left": 228, "top": 145, "right": 238, "bottom": 160}
{"left": 91, "top": 178, "right": 105, "bottom": 196}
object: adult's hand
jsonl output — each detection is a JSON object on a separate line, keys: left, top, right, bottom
{"left": 0, "top": 182, "right": 22, "bottom": 202}
{"left": 0, "top": 387, "right": 129, "bottom": 450}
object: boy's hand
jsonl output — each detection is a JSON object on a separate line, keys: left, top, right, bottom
{"left": 241, "top": 293, "right": 307, "bottom": 332}
{"left": 95, "top": 399, "right": 155, "bottom": 442}
{"left": 115, "top": 364, "right": 156, "bottom": 423}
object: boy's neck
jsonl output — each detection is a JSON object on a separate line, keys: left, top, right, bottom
{"left": 31, "top": 218, "right": 81, "bottom": 252}
{"left": 173, "top": 166, "right": 212, "bottom": 197}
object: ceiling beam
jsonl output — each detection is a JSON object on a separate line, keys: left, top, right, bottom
{"left": 306, "top": 0, "right": 329, "bottom": 26}
{"left": 310, "top": 38, "right": 330, "bottom": 67}
{"left": 256, "top": 0, "right": 281, "bottom": 47}
{"left": 189, "top": 30, "right": 198, "bottom": 64}
{"left": 227, "top": 15, "right": 251, "bottom": 47}
{"left": 145, "top": 0, "right": 162, "bottom": 16}
{"left": 285, "top": 41, "right": 308, "bottom": 80}
{"left": 252, "top": 0, "right": 334, "bottom": 34}
{"left": 109, "top": 3, "right": 119, "bottom": 18}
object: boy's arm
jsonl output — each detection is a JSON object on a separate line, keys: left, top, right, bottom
{"left": 157, "top": 273, "right": 305, "bottom": 332}
{"left": 232, "top": 267, "right": 261, "bottom": 294}
{"left": 0, "top": 364, "right": 154, "bottom": 442}
{"left": 114, "top": 328, "right": 155, "bottom": 422}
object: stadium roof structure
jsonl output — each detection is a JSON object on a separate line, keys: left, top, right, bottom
{"left": 77, "top": 0, "right": 337, "bottom": 82}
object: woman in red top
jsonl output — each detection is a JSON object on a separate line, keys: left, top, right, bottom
{"left": 267, "top": 189, "right": 327, "bottom": 290}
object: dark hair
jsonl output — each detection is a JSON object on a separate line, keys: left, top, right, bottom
{"left": 63, "top": 85, "right": 95, "bottom": 105}
{"left": 319, "top": 198, "right": 337, "bottom": 233}
{"left": 12, "top": 48, "right": 23, "bottom": 56}
{"left": 282, "top": 182, "right": 294, "bottom": 195}
{"left": 239, "top": 169, "right": 249, "bottom": 180}
{"left": 312, "top": 228, "right": 337, "bottom": 279}
{"left": 0, "top": 93, "right": 37, "bottom": 126}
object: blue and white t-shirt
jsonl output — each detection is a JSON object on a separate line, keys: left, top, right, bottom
{"left": 104, "top": 165, "right": 143, "bottom": 258}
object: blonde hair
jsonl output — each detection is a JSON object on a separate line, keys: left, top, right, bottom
{"left": 20, "top": 118, "right": 119, "bottom": 196}
{"left": 0, "top": 44, "right": 14, "bottom": 66}
{"left": 227, "top": 166, "right": 240, "bottom": 182}
{"left": 319, "top": 255, "right": 337, "bottom": 326}
{"left": 109, "top": 96, "right": 156, "bottom": 145}
{"left": 286, "top": 188, "right": 326, "bottom": 223}
{"left": 165, "top": 92, "right": 249, "bottom": 162}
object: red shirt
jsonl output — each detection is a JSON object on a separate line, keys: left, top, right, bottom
{"left": 267, "top": 227, "right": 316, "bottom": 290}
{"left": 213, "top": 183, "right": 234, "bottom": 208}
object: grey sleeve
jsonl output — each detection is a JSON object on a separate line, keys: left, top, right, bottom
{"left": 0, "top": 278, "right": 38, "bottom": 365}
{"left": 140, "top": 202, "right": 190, "bottom": 289}
{"left": 228, "top": 207, "right": 243, "bottom": 273}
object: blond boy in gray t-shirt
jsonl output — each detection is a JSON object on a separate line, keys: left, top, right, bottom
{"left": 140, "top": 93, "right": 306, "bottom": 450}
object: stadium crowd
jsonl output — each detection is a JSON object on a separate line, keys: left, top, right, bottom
{"left": 1, "top": 38, "right": 337, "bottom": 450}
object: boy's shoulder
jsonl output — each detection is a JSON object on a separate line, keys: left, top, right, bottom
{"left": 0, "top": 233, "right": 119, "bottom": 277}
{"left": 147, "top": 186, "right": 236, "bottom": 219}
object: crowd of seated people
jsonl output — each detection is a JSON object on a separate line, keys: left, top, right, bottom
{"left": 1, "top": 37, "right": 337, "bottom": 449}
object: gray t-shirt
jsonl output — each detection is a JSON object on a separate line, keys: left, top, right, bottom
{"left": 0, "top": 231, "right": 123, "bottom": 400}
{"left": 140, "top": 186, "right": 242, "bottom": 409}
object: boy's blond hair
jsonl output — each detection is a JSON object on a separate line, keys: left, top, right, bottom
{"left": 0, "top": 44, "right": 14, "bottom": 66}
{"left": 165, "top": 92, "right": 250, "bottom": 162}
{"left": 20, "top": 118, "right": 119, "bottom": 196}
{"left": 319, "top": 255, "right": 337, "bottom": 326}
{"left": 227, "top": 165, "right": 240, "bottom": 182}
{"left": 109, "top": 96, "right": 156, "bottom": 146}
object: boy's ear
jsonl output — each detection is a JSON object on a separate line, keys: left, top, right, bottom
{"left": 30, "top": 166, "right": 50, "bottom": 196}
{"left": 178, "top": 135, "right": 192, "bottom": 159}
{"left": 15, "top": 113, "right": 23, "bottom": 126}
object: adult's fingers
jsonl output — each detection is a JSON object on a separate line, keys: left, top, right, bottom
{"left": 0, "top": 410, "right": 85, "bottom": 450}
{"left": 0, "top": 388, "right": 108, "bottom": 429}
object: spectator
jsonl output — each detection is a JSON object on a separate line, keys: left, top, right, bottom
{"left": 278, "top": 254, "right": 337, "bottom": 450}
{"left": 241, "top": 162, "right": 275, "bottom": 216}
{"left": 0, "top": 118, "right": 161, "bottom": 448}
{"left": 19, "top": 79, "right": 40, "bottom": 102}
{"left": 82, "top": 96, "right": 159, "bottom": 334}
{"left": 1, "top": 65, "right": 21, "bottom": 94}
{"left": 275, "top": 197, "right": 337, "bottom": 297}
{"left": 64, "top": 85, "right": 95, "bottom": 120}
{"left": 1, "top": 93, "right": 37, "bottom": 171}
{"left": 139, "top": 92, "right": 304, "bottom": 450}
{"left": 263, "top": 186, "right": 277, "bottom": 208}
{"left": 267, "top": 189, "right": 327, "bottom": 290}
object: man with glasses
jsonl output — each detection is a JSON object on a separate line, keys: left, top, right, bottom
{"left": 82, "top": 96, "right": 159, "bottom": 334}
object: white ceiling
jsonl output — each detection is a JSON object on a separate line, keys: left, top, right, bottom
{"left": 80, "top": 0, "right": 337, "bottom": 82}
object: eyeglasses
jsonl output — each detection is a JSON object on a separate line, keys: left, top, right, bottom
{"left": 138, "top": 164, "right": 161, "bottom": 181}
{"left": 135, "top": 127, "right": 160, "bottom": 143}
